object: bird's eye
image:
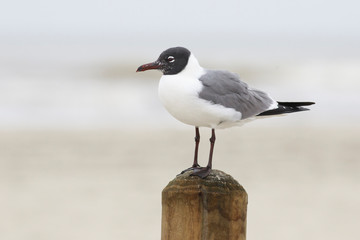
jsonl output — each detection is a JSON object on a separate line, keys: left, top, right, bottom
{"left": 167, "top": 56, "right": 175, "bottom": 63}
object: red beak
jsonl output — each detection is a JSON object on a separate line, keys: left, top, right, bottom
{"left": 136, "top": 61, "right": 161, "bottom": 72}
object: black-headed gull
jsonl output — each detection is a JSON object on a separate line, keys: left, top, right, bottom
{"left": 137, "top": 47, "right": 314, "bottom": 178}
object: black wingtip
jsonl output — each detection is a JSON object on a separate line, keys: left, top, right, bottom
{"left": 277, "top": 101, "right": 315, "bottom": 107}
{"left": 257, "top": 101, "right": 315, "bottom": 116}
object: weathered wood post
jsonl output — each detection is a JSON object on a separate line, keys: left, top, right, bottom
{"left": 161, "top": 169, "right": 247, "bottom": 240}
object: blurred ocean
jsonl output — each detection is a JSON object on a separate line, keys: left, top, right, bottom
{"left": 1, "top": 37, "right": 360, "bottom": 130}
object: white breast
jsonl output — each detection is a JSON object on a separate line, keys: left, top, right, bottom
{"left": 158, "top": 54, "right": 242, "bottom": 128}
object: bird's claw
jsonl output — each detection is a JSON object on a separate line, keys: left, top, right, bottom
{"left": 178, "top": 164, "right": 201, "bottom": 176}
{"left": 190, "top": 167, "right": 211, "bottom": 179}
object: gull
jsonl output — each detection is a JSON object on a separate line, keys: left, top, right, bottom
{"left": 137, "top": 47, "right": 314, "bottom": 178}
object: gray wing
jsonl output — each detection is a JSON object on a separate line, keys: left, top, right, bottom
{"left": 198, "top": 70, "right": 275, "bottom": 119}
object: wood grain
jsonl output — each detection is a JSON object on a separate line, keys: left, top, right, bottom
{"left": 161, "top": 170, "right": 247, "bottom": 240}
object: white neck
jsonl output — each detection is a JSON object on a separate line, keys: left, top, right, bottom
{"left": 177, "top": 53, "right": 204, "bottom": 77}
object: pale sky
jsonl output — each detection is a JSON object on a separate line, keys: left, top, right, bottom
{"left": 0, "top": 0, "right": 359, "bottom": 37}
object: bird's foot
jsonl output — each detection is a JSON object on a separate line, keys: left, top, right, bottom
{"left": 190, "top": 167, "right": 211, "bottom": 179}
{"left": 178, "top": 164, "right": 201, "bottom": 175}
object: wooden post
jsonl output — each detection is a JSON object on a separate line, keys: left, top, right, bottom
{"left": 161, "top": 169, "right": 247, "bottom": 240}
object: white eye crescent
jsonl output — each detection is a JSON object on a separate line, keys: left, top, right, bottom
{"left": 167, "top": 56, "right": 175, "bottom": 63}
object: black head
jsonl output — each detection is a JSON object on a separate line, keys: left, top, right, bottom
{"left": 136, "top": 47, "right": 191, "bottom": 75}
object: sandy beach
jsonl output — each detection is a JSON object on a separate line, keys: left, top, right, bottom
{"left": 1, "top": 126, "right": 359, "bottom": 240}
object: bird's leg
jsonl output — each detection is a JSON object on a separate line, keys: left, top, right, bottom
{"left": 207, "top": 128, "right": 216, "bottom": 169}
{"left": 192, "top": 127, "right": 200, "bottom": 168}
{"left": 191, "top": 129, "right": 215, "bottom": 178}
{"left": 179, "top": 127, "right": 201, "bottom": 175}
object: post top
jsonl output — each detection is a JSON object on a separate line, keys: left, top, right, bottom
{"left": 164, "top": 169, "right": 246, "bottom": 194}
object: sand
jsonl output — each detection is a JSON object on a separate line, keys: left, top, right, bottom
{"left": 0, "top": 126, "right": 359, "bottom": 240}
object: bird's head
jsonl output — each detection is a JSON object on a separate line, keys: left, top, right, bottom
{"left": 136, "top": 47, "right": 191, "bottom": 75}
